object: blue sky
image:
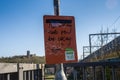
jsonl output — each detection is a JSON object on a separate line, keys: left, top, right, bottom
{"left": 0, "top": 0, "right": 120, "bottom": 59}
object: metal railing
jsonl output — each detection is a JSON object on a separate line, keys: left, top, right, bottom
{"left": 1, "top": 61, "right": 120, "bottom": 80}
{"left": 45, "top": 61, "right": 120, "bottom": 80}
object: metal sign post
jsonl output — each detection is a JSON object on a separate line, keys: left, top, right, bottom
{"left": 54, "top": 0, "right": 60, "bottom": 16}
{"left": 54, "top": 0, "right": 67, "bottom": 80}
{"left": 43, "top": 0, "right": 77, "bottom": 64}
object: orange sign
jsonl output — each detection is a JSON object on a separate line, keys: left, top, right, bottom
{"left": 44, "top": 15, "right": 78, "bottom": 64}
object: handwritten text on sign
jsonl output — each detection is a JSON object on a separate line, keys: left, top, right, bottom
{"left": 44, "top": 16, "right": 78, "bottom": 64}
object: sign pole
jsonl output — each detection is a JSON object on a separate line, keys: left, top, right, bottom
{"left": 54, "top": 0, "right": 60, "bottom": 16}
{"left": 53, "top": 0, "right": 67, "bottom": 80}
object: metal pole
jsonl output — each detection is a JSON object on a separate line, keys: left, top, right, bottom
{"left": 83, "top": 47, "right": 85, "bottom": 59}
{"left": 7, "top": 74, "right": 10, "bottom": 80}
{"left": 53, "top": 0, "right": 67, "bottom": 80}
{"left": 112, "top": 66, "right": 116, "bottom": 80}
{"left": 82, "top": 67, "right": 86, "bottom": 80}
{"left": 24, "top": 72, "right": 26, "bottom": 80}
{"left": 93, "top": 66, "right": 96, "bottom": 80}
{"left": 55, "top": 63, "right": 67, "bottom": 80}
{"left": 102, "top": 66, "right": 106, "bottom": 80}
{"left": 54, "top": 0, "right": 60, "bottom": 16}
{"left": 89, "top": 34, "right": 92, "bottom": 54}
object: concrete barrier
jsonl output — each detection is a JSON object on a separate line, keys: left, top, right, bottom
{"left": 0, "top": 63, "right": 17, "bottom": 74}
{"left": 0, "top": 63, "right": 44, "bottom": 80}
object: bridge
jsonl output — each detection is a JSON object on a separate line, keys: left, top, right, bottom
{"left": 83, "top": 35, "right": 120, "bottom": 62}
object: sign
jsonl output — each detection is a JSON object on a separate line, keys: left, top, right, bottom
{"left": 43, "top": 15, "right": 78, "bottom": 64}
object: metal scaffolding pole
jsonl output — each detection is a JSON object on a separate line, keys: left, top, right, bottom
{"left": 89, "top": 32, "right": 120, "bottom": 61}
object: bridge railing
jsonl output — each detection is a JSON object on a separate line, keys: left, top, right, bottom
{"left": 1, "top": 61, "right": 120, "bottom": 80}
{"left": 45, "top": 61, "right": 120, "bottom": 80}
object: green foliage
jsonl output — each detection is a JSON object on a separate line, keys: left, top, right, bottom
{"left": 0, "top": 56, "right": 45, "bottom": 64}
{"left": 106, "top": 66, "right": 112, "bottom": 80}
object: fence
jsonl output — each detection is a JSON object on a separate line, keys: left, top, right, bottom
{"left": 1, "top": 61, "right": 120, "bottom": 80}
{"left": 45, "top": 61, "right": 120, "bottom": 80}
